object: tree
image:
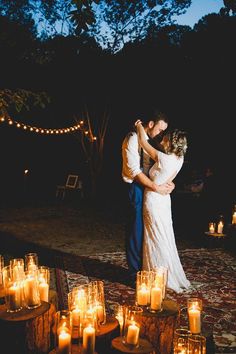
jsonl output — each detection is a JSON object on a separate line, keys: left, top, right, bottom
{"left": 88, "top": 0, "right": 191, "bottom": 52}
{"left": 74, "top": 107, "right": 109, "bottom": 199}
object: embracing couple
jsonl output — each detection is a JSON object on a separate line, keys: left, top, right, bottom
{"left": 122, "top": 109, "right": 191, "bottom": 293}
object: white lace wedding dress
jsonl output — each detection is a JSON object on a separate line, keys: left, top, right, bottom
{"left": 142, "top": 150, "right": 191, "bottom": 293}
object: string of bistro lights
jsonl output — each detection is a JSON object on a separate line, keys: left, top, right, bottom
{"left": 0, "top": 115, "right": 97, "bottom": 141}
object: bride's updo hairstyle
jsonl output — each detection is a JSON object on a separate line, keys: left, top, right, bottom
{"left": 164, "top": 129, "right": 188, "bottom": 157}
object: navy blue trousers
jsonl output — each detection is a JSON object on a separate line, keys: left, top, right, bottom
{"left": 125, "top": 182, "right": 144, "bottom": 276}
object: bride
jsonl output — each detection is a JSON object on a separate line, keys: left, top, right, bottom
{"left": 135, "top": 119, "right": 190, "bottom": 293}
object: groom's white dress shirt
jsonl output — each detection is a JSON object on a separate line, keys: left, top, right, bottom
{"left": 122, "top": 130, "right": 151, "bottom": 183}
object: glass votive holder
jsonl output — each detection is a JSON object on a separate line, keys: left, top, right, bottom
{"left": 208, "top": 222, "right": 215, "bottom": 234}
{"left": 149, "top": 267, "right": 167, "bottom": 312}
{"left": 55, "top": 310, "right": 72, "bottom": 354}
{"left": 188, "top": 334, "right": 206, "bottom": 354}
{"left": 23, "top": 270, "right": 41, "bottom": 309}
{"left": 89, "top": 280, "right": 106, "bottom": 326}
{"left": 136, "top": 270, "right": 152, "bottom": 307}
{"left": 2, "top": 265, "right": 23, "bottom": 312}
{"left": 25, "top": 252, "right": 39, "bottom": 272}
{"left": 38, "top": 266, "right": 50, "bottom": 302}
{"left": 10, "top": 258, "right": 25, "bottom": 281}
{"left": 123, "top": 305, "right": 143, "bottom": 348}
{"left": 187, "top": 298, "right": 202, "bottom": 334}
{"left": 68, "top": 291, "right": 82, "bottom": 341}
{"left": 0, "top": 255, "right": 4, "bottom": 288}
{"left": 173, "top": 328, "right": 191, "bottom": 354}
{"left": 113, "top": 303, "right": 126, "bottom": 337}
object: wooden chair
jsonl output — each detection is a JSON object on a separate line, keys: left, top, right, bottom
{"left": 56, "top": 174, "right": 83, "bottom": 200}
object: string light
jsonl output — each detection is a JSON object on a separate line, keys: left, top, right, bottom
{"left": 0, "top": 115, "right": 97, "bottom": 141}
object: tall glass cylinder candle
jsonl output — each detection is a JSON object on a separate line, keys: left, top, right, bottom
{"left": 55, "top": 310, "right": 72, "bottom": 354}
{"left": 136, "top": 270, "right": 151, "bottom": 307}
{"left": 23, "top": 270, "right": 41, "bottom": 309}
{"left": 89, "top": 280, "right": 106, "bottom": 326}
{"left": 188, "top": 334, "right": 206, "bottom": 354}
{"left": 173, "top": 328, "right": 191, "bottom": 354}
{"left": 187, "top": 298, "right": 202, "bottom": 334}
{"left": 38, "top": 266, "right": 50, "bottom": 302}
{"left": 113, "top": 303, "right": 126, "bottom": 337}
{"left": 123, "top": 305, "right": 143, "bottom": 348}
{"left": 25, "top": 252, "right": 39, "bottom": 272}
{"left": 208, "top": 222, "right": 215, "bottom": 234}
{"left": 2, "top": 265, "right": 23, "bottom": 312}
{"left": 0, "top": 255, "right": 4, "bottom": 288}
{"left": 68, "top": 291, "right": 81, "bottom": 341}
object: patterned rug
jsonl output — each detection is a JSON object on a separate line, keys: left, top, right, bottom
{"left": 55, "top": 248, "right": 236, "bottom": 353}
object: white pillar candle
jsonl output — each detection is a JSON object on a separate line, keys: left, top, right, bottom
{"left": 24, "top": 276, "right": 40, "bottom": 307}
{"left": 58, "top": 330, "right": 71, "bottom": 354}
{"left": 13, "top": 265, "right": 24, "bottom": 281}
{"left": 96, "top": 304, "right": 105, "bottom": 323}
{"left": 72, "top": 308, "right": 80, "bottom": 339}
{"left": 209, "top": 223, "right": 215, "bottom": 233}
{"left": 83, "top": 325, "right": 95, "bottom": 354}
{"left": 150, "top": 286, "right": 162, "bottom": 311}
{"left": 137, "top": 283, "right": 150, "bottom": 306}
{"left": 8, "top": 283, "right": 22, "bottom": 310}
{"left": 188, "top": 307, "right": 201, "bottom": 334}
{"left": 217, "top": 221, "right": 223, "bottom": 234}
{"left": 126, "top": 323, "right": 140, "bottom": 345}
{"left": 232, "top": 212, "right": 236, "bottom": 224}
{"left": 39, "top": 281, "right": 49, "bottom": 302}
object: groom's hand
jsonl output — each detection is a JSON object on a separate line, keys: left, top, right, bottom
{"left": 154, "top": 182, "right": 174, "bottom": 195}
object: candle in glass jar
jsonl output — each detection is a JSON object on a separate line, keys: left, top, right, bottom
{"left": 8, "top": 283, "right": 22, "bottom": 310}
{"left": 188, "top": 306, "right": 201, "bottom": 334}
{"left": 126, "top": 323, "right": 140, "bottom": 345}
{"left": 71, "top": 307, "right": 80, "bottom": 339}
{"left": 217, "top": 221, "right": 223, "bottom": 234}
{"left": 39, "top": 281, "right": 49, "bottom": 302}
{"left": 58, "top": 330, "right": 71, "bottom": 354}
{"left": 137, "top": 283, "right": 150, "bottom": 306}
{"left": 83, "top": 325, "right": 95, "bottom": 354}
{"left": 96, "top": 304, "right": 104, "bottom": 323}
{"left": 150, "top": 286, "right": 162, "bottom": 311}
{"left": 232, "top": 212, "right": 236, "bottom": 225}
{"left": 209, "top": 223, "right": 215, "bottom": 233}
{"left": 24, "top": 275, "right": 40, "bottom": 307}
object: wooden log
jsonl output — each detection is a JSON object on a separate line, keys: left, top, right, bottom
{"left": 96, "top": 316, "right": 120, "bottom": 354}
{"left": 139, "top": 299, "right": 179, "bottom": 354}
{"left": 0, "top": 301, "right": 56, "bottom": 354}
{"left": 49, "top": 346, "right": 98, "bottom": 354}
{"left": 111, "top": 336, "right": 155, "bottom": 353}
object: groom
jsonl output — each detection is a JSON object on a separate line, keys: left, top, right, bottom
{"left": 122, "top": 109, "right": 174, "bottom": 285}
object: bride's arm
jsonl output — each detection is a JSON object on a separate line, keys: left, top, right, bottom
{"left": 135, "top": 120, "right": 158, "bottom": 162}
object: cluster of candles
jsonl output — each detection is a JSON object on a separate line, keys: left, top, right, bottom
{"left": 174, "top": 298, "right": 205, "bottom": 354}
{"left": 0, "top": 253, "right": 49, "bottom": 313}
{"left": 208, "top": 204, "right": 236, "bottom": 235}
{"left": 136, "top": 267, "right": 168, "bottom": 312}
{"left": 55, "top": 280, "right": 106, "bottom": 354}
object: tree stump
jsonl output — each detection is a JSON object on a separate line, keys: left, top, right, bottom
{"left": 96, "top": 316, "right": 120, "bottom": 353}
{"left": 0, "top": 301, "right": 56, "bottom": 353}
{"left": 139, "top": 299, "right": 179, "bottom": 354}
{"left": 111, "top": 336, "right": 155, "bottom": 353}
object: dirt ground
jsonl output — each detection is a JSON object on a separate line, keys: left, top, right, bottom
{"left": 0, "top": 204, "right": 126, "bottom": 257}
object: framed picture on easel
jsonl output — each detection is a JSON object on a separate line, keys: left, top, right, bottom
{"left": 65, "top": 175, "right": 78, "bottom": 189}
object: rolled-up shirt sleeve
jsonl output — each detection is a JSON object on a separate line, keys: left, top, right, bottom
{"left": 122, "top": 133, "right": 142, "bottom": 183}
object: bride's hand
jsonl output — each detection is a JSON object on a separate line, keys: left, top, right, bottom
{"left": 134, "top": 119, "right": 142, "bottom": 127}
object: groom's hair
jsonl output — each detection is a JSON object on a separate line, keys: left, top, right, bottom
{"left": 143, "top": 108, "right": 169, "bottom": 126}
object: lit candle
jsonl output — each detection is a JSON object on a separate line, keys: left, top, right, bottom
{"left": 150, "top": 286, "right": 162, "bottom": 311}
{"left": 83, "top": 325, "right": 95, "bottom": 354}
{"left": 217, "top": 221, "right": 224, "bottom": 234}
{"left": 126, "top": 323, "right": 140, "bottom": 345}
{"left": 28, "top": 262, "right": 37, "bottom": 272}
{"left": 8, "top": 283, "right": 22, "bottom": 311}
{"left": 188, "top": 306, "right": 201, "bottom": 334}
{"left": 96, "top": 304, "right": 105, "bottom": 323}
{"left": 24, "top": 275, "right": 40, "bottom": 307}
{"left": 13, "top": 265, "right": 24, "bottom": 281}
{"left": 137, "top": 283, "right": 150, "bottom": 306}
{"left": 72, "top": 307, "right": 80, "bottom": 339}
{"left": 209, "top": 223, "right": 215, "bottom": 233}
{"left": 39, "top": 281, "right": 49, "bottom": 302}
{"left": 58, "top": 330, "right": 71, "bottom": 354}
{"left": 232, "top": 212, "right": 236, "bottom": 225}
